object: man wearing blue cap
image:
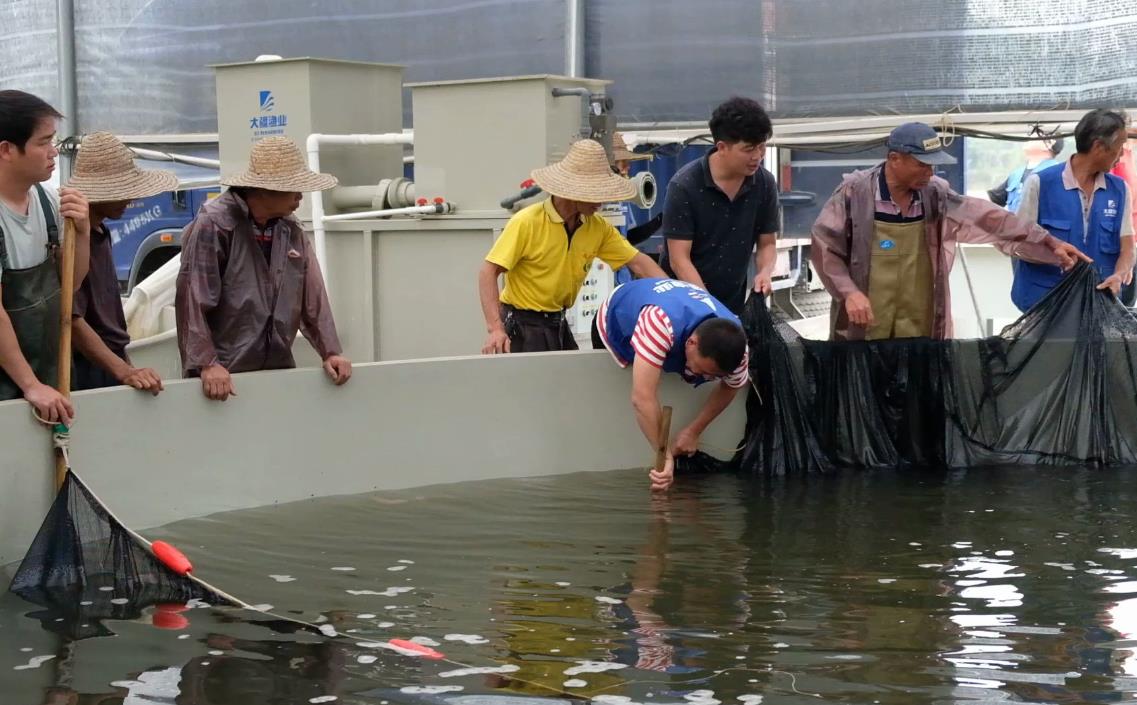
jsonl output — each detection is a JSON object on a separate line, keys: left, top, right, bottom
{"left": 1011, "top": 109, "right": 1134, "bottom": 311}
{"left": 811, "top": 122, "right": 1088, "bottom": 341}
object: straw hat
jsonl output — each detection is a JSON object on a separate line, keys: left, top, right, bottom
{"left": 66, "top": 132, "right": 179, "bottom": 203}
{"left": 221, "top": 136, "right": 337, "bottom": 192}
{"left": 611, "top": 132, "right": 652, "bottom": 163}
{"left": 531, "top": 139, "right": 636, "bottom": 203}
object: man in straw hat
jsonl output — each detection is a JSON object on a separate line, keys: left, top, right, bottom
{"left": 610, "top": 132, "right": 663, "bottom": 287}
{"left": 479, "top": 139, "right": 665, "bottom": 354}
{"left": 175, "top": 136, "right": 351, "bottom": 401}
{"left": 66, "top": 132, "right": 174, "bottom": 393}
{"left": 0, "top": 90, "right": 92, "bottom": 426}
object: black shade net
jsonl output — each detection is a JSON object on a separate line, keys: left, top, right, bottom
{"left": 8, "top": 471, "right": 231, "bottom": 639}
{"left": 736, "top": 262, "right": 1137, "bottom": 473}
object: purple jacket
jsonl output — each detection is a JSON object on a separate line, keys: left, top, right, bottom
{"left": 810, "top": 166, "right": 1063, "bottom": 340}
{"left": 175, "top": 191, "right": 341, "bottom": 376}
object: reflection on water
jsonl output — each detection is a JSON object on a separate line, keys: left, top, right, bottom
{"left": 5, "top": 466, "right": 1137, "bottom": 703}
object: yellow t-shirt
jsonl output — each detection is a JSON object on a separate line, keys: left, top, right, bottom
{"left": 486, "top": 199, "right": 640, "bottom": 312}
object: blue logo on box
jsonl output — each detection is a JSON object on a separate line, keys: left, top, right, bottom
{"left": 258, "top": 90, "right": 275, "bottom": 112}
{"left": 880, "top": 239, "right": 895, "bottom": 250}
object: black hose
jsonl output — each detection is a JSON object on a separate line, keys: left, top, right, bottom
{"left": 500, "top": 184, "right": 543, "bottom": 210}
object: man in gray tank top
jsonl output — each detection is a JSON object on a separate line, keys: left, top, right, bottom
{"left": 0, "top": 90, "right": 92, "bottom": 425}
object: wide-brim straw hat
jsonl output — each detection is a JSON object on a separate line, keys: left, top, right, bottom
{"left": 531, "top": 139, "right": 636, "bottom": 203}
{"left": 66, "top": 132, "right": 179, "bottom": 203}
{"left": 221, "top": 136, "right": 338, "bottom": 192}
{"left": 612, "top": 132, "right": 652, "bottom": 162}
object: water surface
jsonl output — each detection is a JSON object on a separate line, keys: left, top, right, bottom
{"left": 4, "top": 466, "right": 1137, "bottom": 704}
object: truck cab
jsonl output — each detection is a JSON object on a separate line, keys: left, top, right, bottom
{"left": 105, "top": 186, "right": 219, "bottom": 293}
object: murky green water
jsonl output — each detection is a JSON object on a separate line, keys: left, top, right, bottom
{"left": 5, "top": 466, "right": 1137, "bottom": 704}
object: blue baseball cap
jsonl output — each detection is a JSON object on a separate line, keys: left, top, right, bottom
{"left": 886, "top": 122, "right": 957, "bottom": 165}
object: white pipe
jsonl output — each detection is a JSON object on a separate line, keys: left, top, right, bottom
{"left": 565, "top": 0, "right": 584, "bottom": 77}
{"left": 306, "top": 131, "right": 415, "bottom": 287}
{"left": 56, "top": 0, "right": 78, "bottom": 180}
{"left": 128, "top": 147, "right": 221, "bottom": 169}
{"left": 322, "top": 202, "right": 455, "bottom": 222}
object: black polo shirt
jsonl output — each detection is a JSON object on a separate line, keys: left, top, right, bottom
{"left": 659, "top": 149, "right": 780, "bottom": 314}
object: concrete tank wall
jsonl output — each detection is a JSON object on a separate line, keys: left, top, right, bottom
{"left": 0, "top": 352, "right": 745, "bottom": 567}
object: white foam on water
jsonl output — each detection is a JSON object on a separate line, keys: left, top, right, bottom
{"left": 309, "top": 697, "right": 338, "bottom": 703}
{"left": 378, "top": 622, "right": 395, "bottom": 628}
{"left": 444, "top": 634, "right": 489, "bottom": 645}
{"left": 595, "top": 596, "right": 623, "bottom": 604}
{"left": 356, "top": 642, "right": 386, "bottom": 649}
{"left": 110, "top": 598, "right": 130, "bottom": 605}
{"left": 564, "top": 661, "right": 628, "bottom": 676}
{"left": 177, "top": 635, "right": 190, "bottom": 640}
{"left": 270, "top": 575, "right": 297, "bottom": 582}
{"left": 14, "top": 655, "right": 56, "bottom": 670}
{"left": 737, "top": 695, "right": 763, "bottom": 704}
{"left": 909, "top": 542, "right": 922, "bottom": 547}
{"left": 250, "top": 604, "right": 274, "bottom": 612}
{"left": 564, "top": 679, "right": 588, "bottom": 688}
{"left": 773, "top": 642, "right": 789, "bottom": 648}
{"left": 209, "top": 650, "right": 224, "bottom": 656}
{"left": 332, "top": 567, "right": 356, "bottom": 572}
{"left": 19, "top": 647, "right": 32, "bottom": 652}
{"left": 565, "top": 637, "right": 576, "bottom": 641}
{"left": 388, "top": 566, "right": 408, "bottom": 572}
{"left": 995, "top": 550, "right": 1014, "bottom": 557}
{"left": 592, "top": 696, "right": 633, "bottom": 705}
{"left": 319, "top": 624, "right": 338, "bottom": 638}
{"left": 556, "top": 582, "right": 572, "bottom": 586}
{"left": 1101, "top": 548, "right": 1137, "bottom": 560}
{"left": 400, "top": 686, "right": 464, "bottom": 694}
{"left": 684, "top": 690, "right": 720, "bottom": 705}
{"left": 877, "top": 579, "right": 896, "bottom": 584}
{"left": 398, "top": 559, "right": 415, "bottom": 564}
{"left": 550, "top": 648, "right": 561, "bottom": 653}
{"left": 919, "top": 563, "right": 943, "bottom": 568}
{"left": 347, "top": 587, "right": 413, "bottom": 597}
{"left": 358, "top": 655, "right": 378, "bottom": 664}
{"left": 98, "top": 586, "right": 114, "bottom": 592}
{"left": 79, "top": 601, "right": 93, "bottom": 606}
{"left": 411, "top": 636, "right": 441, "bottom": 646}
{"left": 358, "top": 613, "right": 377, "bottom": 619}
{"left": 439, "top": 665, "right": 520, "bottom": 678}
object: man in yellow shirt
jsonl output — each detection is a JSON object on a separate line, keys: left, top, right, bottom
{"left": 479, "top": 139, "right": 665, "bottom": 353}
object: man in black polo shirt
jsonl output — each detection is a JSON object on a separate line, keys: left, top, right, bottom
{"left": 660, "top": 97, "right": 780, "bottom": 315}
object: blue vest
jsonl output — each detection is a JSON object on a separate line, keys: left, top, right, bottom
{"left": 605, "top": 278, "right": 739, "bottom": 386}
{"left": 613, "top": 202, "right": 638, "bottom": 286}
{"left": 1006, "top": 158, "right": 1062, "bottom": 213}
{"left": 1011, "top": 164, "right": 1126, "bottom": 312}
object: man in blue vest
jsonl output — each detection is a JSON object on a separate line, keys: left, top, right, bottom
{"left": 1011, "top": 109, "right": 1134, "bottom": 311}
{"left": 988, "top": 137, "right": 1064, "bottom": 213}
{"left": 593, "top": 278, "right": 748, "bottom": 492}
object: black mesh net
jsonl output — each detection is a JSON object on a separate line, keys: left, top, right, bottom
{"left": 8, "top": 471, "right": 230, "bottom": 639}
{"left": 737, "top": 262, "right": 1137, "bottom": 473}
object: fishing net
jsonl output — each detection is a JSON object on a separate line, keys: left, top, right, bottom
{"left": 8, "top": 471, "right": 231, "bottom": 639}
{"left": 738, "top": 262, "right": 1137, "bottom": 473}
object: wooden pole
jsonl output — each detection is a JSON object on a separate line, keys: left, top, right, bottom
{"left": 54, "top": 218, "right": 76, "bottom": 491}
{"left": 654, "top": 405, "right": 673, "bottom": 472}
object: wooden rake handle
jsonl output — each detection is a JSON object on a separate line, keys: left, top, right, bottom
{"left": 54, "top": 218, "right": 76, "bottom": 491}
{"left": 653, "top": 405, "right": 673, "bottom": 471}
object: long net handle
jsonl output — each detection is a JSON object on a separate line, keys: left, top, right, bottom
{"left": 55, "top": 218, "right": 76, "bottom": 491}
{"left": 654, "top": 405, "right": 673, "bottom": 470}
